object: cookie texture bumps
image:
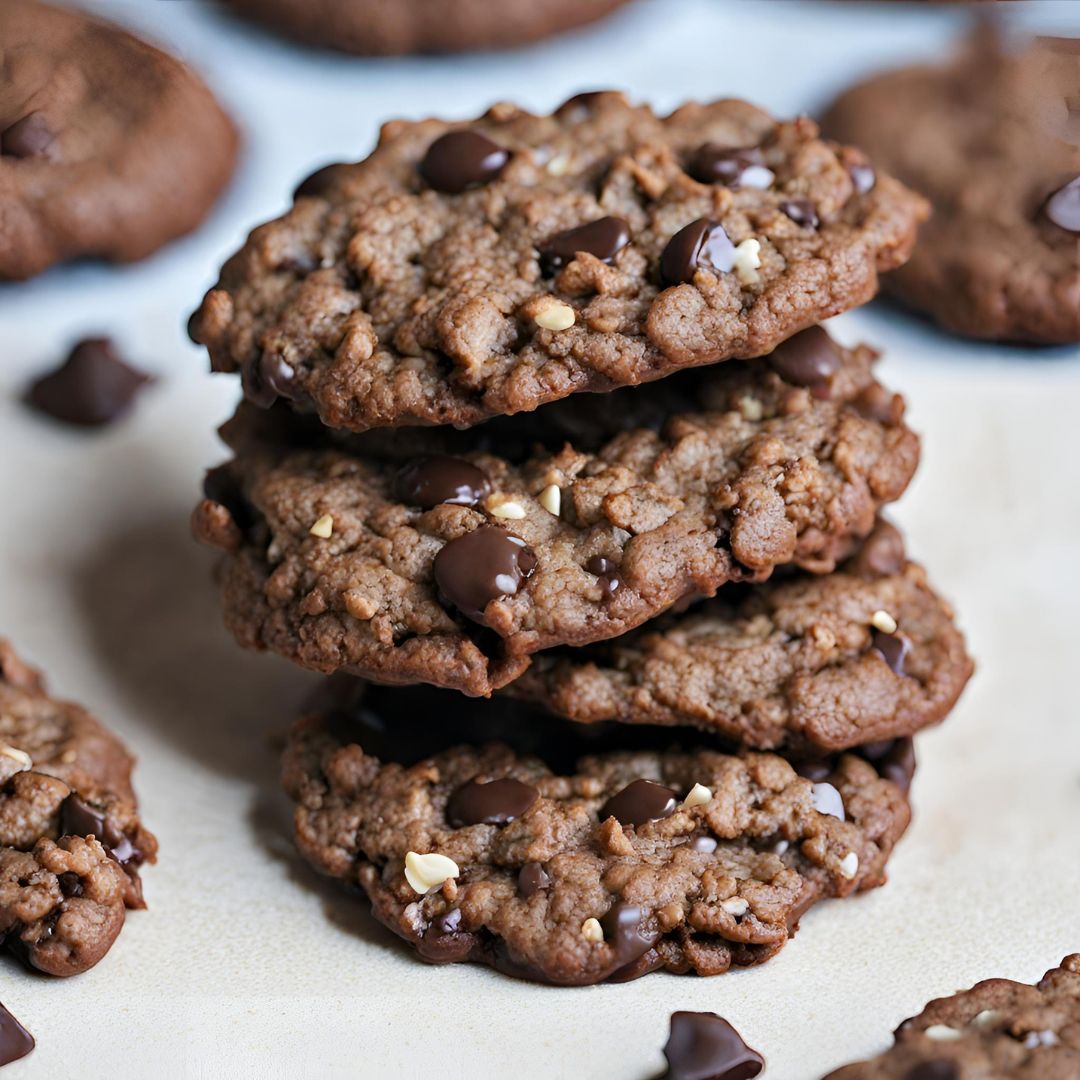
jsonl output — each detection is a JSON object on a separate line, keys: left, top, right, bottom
{"left": 0, "top": 641, "right": 157, "bottom": 976}
{"left": 824, "top": 955, "right": 1080, "bottom": 1078}
{"left": 193, "top": 333, "right": 920, "bottom": 695}
{"left": 189, "top": 91, "right": 927, "bottom": 430}
{"left": 282, "top": 684, "right": 912, "bottom": 986}
{"left": 222, "top": 0, "right": 631, "bottom": 55}
{"left": 0, "top": 0, "right": 238, "bottom": 280}
{"left": 825, "top": 32, "right": 1080, "bottom": 343}
{"left": 512, "top": 520, "right": 973, "bottom": 753}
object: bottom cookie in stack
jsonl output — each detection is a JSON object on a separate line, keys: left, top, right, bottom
{"left": 283, "top": 681, "right": 913, "bottom": 986}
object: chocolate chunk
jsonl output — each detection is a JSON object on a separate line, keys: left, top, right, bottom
{"left": 599, "top": 901, "right": 658, "bottom": 965}
{"left": 585, "top": 555, "right": 622, "bottom": 598}
{"left": 688, "top": 144, "right": 773, "bottom": 189}
{"left": 433, "top": 525, "right": 536, "bottom": 622}
{"left": 872, "top": 628, "right": 910, "bottom": 675}
{"left": 660, "top": 219, "right": 735, "bottom": 285}
{"left": 446, "top": 776, "right": 538, "bottom": 827}
{"left": 1043, "top": 176, "right": 1080, "bottom": 233}
{"left": 59, "top": 793, "right": 114, "bottom": 843}
{"left": 1, "top": 112, "right": 54, "bottom": 159}
{"left": 779, "top": 198, "right": 820, "bottom": 229}
{"left": 58, "top": 871, "right": 84, "bottom": 897}
{"left": 294, "top": 161, "right": 350, "bottom": 199}
{"left": 242, "top": 352, "right": 296, "bottom": 410}
{"left": 905, "top": 1063, "right": 959, "bottom": 1080}
{"left": 600, "top": 778, "right": 677, "bottom": 826}
{"left": 517, "top": 862, "right": 550, "bottom": 897}
{"left": 661, "top": 1011, "right": 765, "bottom": 1080}
{"left": 419, "top": 130, "right": 509, "bottom": 194}
{"left": 26, "top": 338, "right": 152, "bottom": 427}
{"left": 690, "top": 835, "right": 717, "bottom": 854}
{"left": 850, "top": 163, "right": 877, "bottom": 194}
{"left": 538, "top": 216, "right": 630, "bottom": 274}
{"left": 810, "top": 782, "right": 845, "bottom": 821}
{"left": 769, "top": 326, "right": 842, "bottom": 392}
{"left": 394, "top": 456, "right": 491, "bottom": 509}
{"left": 0, "top": 1002, "right": 35, "bottom": 1068}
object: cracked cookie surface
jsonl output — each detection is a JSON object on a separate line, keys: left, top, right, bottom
{"left": 189, "top": 91, "right": 926, "bottom": 430}
{"left": 0, "top": 641, "right": 157, "bottom": 976}
{"left": 282, "top": 683, "right": 912, "bottom": 986}
{"left": 193, "top": 334, "right": 919, "bottom": 695}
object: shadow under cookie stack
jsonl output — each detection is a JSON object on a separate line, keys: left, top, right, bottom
{"left": 189, "top": 91, "right": 973, "bottom": 986}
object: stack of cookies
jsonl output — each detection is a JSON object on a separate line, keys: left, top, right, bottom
{"left": 189, "top": 91, "right": 973, "bottom": 986}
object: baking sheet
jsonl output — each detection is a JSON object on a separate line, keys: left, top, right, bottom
{"left": 2, "top": 2, "right": 1079, "bottom": 1076}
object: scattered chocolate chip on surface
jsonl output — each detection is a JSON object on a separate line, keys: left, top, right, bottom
{"left": 0, "top": 1002, "right": 35, "bottom": 1068}
{"left": 660, "top": 1011, "right": 764, "bottom": 1080}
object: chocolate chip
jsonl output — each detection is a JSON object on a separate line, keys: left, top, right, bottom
{"left": 810, "top": 782, "right": 845, "bottom": 821}
{"left": 60, "top": 793, "right": 114, "bottom": 843}
{"left": 863, "top": 738, "right": 916, "bottom": 794}
{"left": 660, "top": 219, "right": 735, "bottom": 285}
{"left": 242, "top": 352, "right": 296, "bottom": 410}
{"left": 599, "top": 901, "right": 659, "bottom": 965}
{"left": 394, "top": 456, "right": 491, "bottom": 509}
{"left": 26, "top": 339, "right": 152, "bottom": 427}
{"left": 585, "top": 555, "right": 622, "bottom": 598}
{"left": 779, "top": 198, "right": 820, "bottom": 229}
{"left": 294, "top": 161, "right": 350, "bottom": 199}
{"left": 688, "top": 144, "right": 773, "bottom": 190}
{"left": 433, "top": 525, "right": 536, "bottom": 622}
{"left": 872, "top": 628, "right": 910, "bottom": 675}
{"left": 518, "top": 862, "right": 550, "bottom": 897}
{"left": 419, "top": 130, "right": 509, "bottom": 194}
{"left": 795, "top": 760, "right": 832, "bottom": 782}
{"left": 661, "top": 1011, "right": 765, "bottom": 1080}
{"left": 1, "top": 112, "right": 54, "bottom": 159}
{"left": 446, "top": 776, "right": 538, "bottom": 827}
{"left": 538, "top": 216, "right": 630, "bottom": 275}
{"left": 0, "top": 1002, "right": 35, "bottom": 1068}
{"left": 768, "top": 326, "right": 841, "bottom": 393}
{"left": 57, "top": 871, "right": 83, "bottom": 898}
{"left": 600, "top": 778, "right": 678, "bottom": 826}
{"left": 905, "top": 1063, "right": 959, "bottom": 1080}
{"left": 1042, "top": 176, "right": 1080, "bottom": 233}
{"left": 435, "top": 907, "right": 462, "bottom": 934}
{"left": 689, "top": 835, "right": 717, "bottom": 854}
{"left": 850, "top": 163, "right": 877, "bottom": 195}
{"left": 851, "top": 521, "right": 906, "bottom": 578}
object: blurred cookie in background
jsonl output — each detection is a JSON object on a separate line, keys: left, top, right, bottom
{"left": 0, "top": 0, "right": 239, "bottom": 280}
{"left": 220, "top": 0, "right": 632, "bottom": 55}
{"left": 825, "top": 27, "right": 1080, "bottom": 344}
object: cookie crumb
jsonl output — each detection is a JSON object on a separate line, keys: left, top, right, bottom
{"left": 403, "top": 851, "right": 460, "bottom": 894}
{"left": 839, "top": 851, "right": 859, "bottom": 879}
{"left": 581, "top": 917, "right": 604, "bottom": 943}
{"left": 871, "top": 609, "right": 898, "bottom": 634}
{"left": 344, "top": 591, "right": 378, "bottom": 621}
{"left": 733, "top": 238, "right": 762, "bottom": 285}
{"left": 538, "top": 484, "right": 561, "bottom": 517}
{"left": 683, "top": 782, "right": 712, "bottom": 808}
{"left": 534, "top": 299, "right": 576, "bottom": 332}
{"left": 309, "top": 513, "right": 334, "bottom": 538}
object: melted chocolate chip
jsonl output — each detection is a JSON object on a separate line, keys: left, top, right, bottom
{"left": 538, "top": 216, "right": 630, "bottom": 274}
{"left": 518, "top": 862, "right": 550, "bottom": 897}
{"left": 446, "top": 776, "right": 538, "bottom": 826}
{"left": 600, "top": 778, "right": 678, "bottom": 826}
{"left": 1042, "top": 176, "right": 1080, "bottom": 233}
{"left": 850, "top": 163, "right": 877, "bottom": 195}
{"left": 661, "top": 1011, "right": 765, "bottom": 1080}
{"left": 0, "top": 1002, "right": 35, "bottom": 1068}
{"left": 242, "top": 352, "right": 296, "bottom": 410}
{"left": 1, "top": 112, "right": 53, "bottom": 159}
{"left": 768, "top": 326, "right": 841, "bottom": 393}
{"left": 660, "top": 219, "right": 735, "bottom": 285}
{"left": 779, "top": 198, "right": 820, "bottom": 229}
{"left": 599, "top": 901, "right": 658, "bottom": 965}
{"left": 905, "top": 1063, "right": 959, "bottom": 1080}
{"left": 690, "top": 835, "right": 717, "bottom": 854}
{"left": 26, "top": 339, "right": 152, "bottom": 427}
{"left": 57, "top": 871, "right": 83, "bottom": 898}
{"left": 688, "top": 144, "right": 773, "bottom": 190}
{"left": 585, "top": 555, "right": 622, "bottom": 598}
{"left": 420, "top": 130, "right": 509, "bottom": 194}
{"left": 394, "top": 456, "right": 491, "bottom": 509}
{"left": 851, "top": 520, "right": 906, "bottom": 577}
{"left": 294, "top": 161, "right": 350, "bottom": 199}
{"left": 862, "top": 738, "right": 916, "bottom": 794}
{"left": 59, "top": 794, "right": 116, "bottom": 844}
{"left": 795, "top": 760, "right": 832, "bottom": 782}
{"left": 872, "top": 629, "right": 910, "bottom": 675}
{"left": 433, "top": 525, "right": 537, "bottom": 622}
{"left": 810, "top": 782, "right": 845, "bottom": 821}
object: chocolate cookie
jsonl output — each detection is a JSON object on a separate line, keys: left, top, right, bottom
{"left": 189, "top": 91, "right": 927, "bottom": 431}
{"left": 0, "top": 641, "right": 156, "bottom": 976}
{"left": 825, "top": 32, "right": 1080, "bottom": 343}
{"left": 0, "top": 0, "right": 239, "bottom": 280}
{"left": 193, "top": 334, "right": 919, "bottom": 695}
{"left": 824, "top": 955, "right": 1080, "bottom": 1078}
{"left": 282, "top": 682, "right": 912, "bottom": 986}
{"left": 511, "top": 520, "right": 973, "bottom": 753}
{"left": 222, "top": 0, "right": 631, "bottom": 54}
